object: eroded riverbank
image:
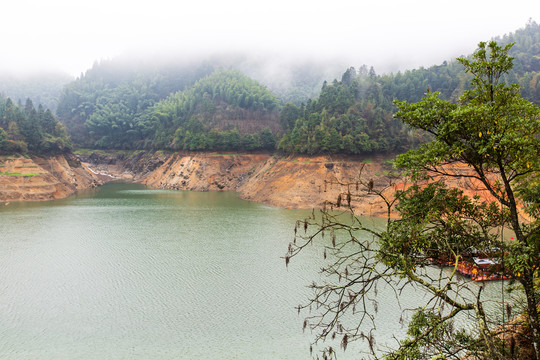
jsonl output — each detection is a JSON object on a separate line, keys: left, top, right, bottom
{"left": 0, "top": 153, "right": 101, "bottom": 202}
{"left": 1, "top": 150, "right": 510, "bottom": 220}
{"left": 80, "top": 151, "right": 396, "bottom": 217}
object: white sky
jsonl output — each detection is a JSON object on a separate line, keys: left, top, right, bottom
{"left": 1, "top": 0, "right": 539, "bottom": 76}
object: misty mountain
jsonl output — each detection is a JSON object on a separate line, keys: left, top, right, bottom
{"left": 56, "top": 59, "right": 216, "bottom": 147}
{"left": 495, "top": 20, "right": 540, "bottom": 102}
{"left": 0, "top": 72, "right": 73, "bottom": 113}
{"left": 55, "top": 53, "right": 343, "bottom": 149}
{"left": 5, "top": 20, "right": 539, "bottom": 155}
{"left": 80, "top": 69, "right": 281, "bottom": 150}
{"left": 276, "top": 20, "right": 540, "bottom": 155}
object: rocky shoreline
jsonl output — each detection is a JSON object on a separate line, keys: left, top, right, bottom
{"left": 0, "top": 153, "right": 101, "bottom": 202}
{"left": 0, "top": 150, "right": 397, "bottom": 216}
{"left": 80, "top": 151, "right": 397, "bottom": 217}
{"left": 2, "top": 150, "right": 509, "bottom": 220}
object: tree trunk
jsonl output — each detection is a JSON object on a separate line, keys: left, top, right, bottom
{"left": 522, "top": 272, "right": 540, "bottom": 360}
{"left": 475, "top": 292, "right": 503, "bottom": 359}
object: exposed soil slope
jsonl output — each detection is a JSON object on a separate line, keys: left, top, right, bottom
{"left": 84, "top": 151, "right": 523, "bottom": 219}
{"left": 7, "top": 150, "right": 517, "bottom": 219}
{"left": 142, "top": 153, "right": 271, "bottom": 191}
{"left": 135, "top": 152, "right": 396, "bottom": 217}
{"left": 0, "top": 154, "right": 101, "bottom": 202}
{"left": 81, "top": 151, "right": 169, "bottom": 182}
{"left": 237, "top": 155, "right": 396, "bottom": 216}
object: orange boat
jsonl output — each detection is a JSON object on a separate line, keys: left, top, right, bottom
{"left": 457, "top": 258, "right": 511, "bottom": 281}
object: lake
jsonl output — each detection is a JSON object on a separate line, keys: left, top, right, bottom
{"left": 0, "top": 183, "right": 507, "bottom": 359}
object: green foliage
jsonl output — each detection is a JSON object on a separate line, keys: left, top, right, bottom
{"left": 189, "top": 69, "right": 280, "bottom": 112}
{"left": 56, "top": 59, "right": 215, "bottom": 148}
{"left": 277, "top": 68, "right": 430, "bottom": 154}
{"left": 380, "top": 181, "right": 507, "bottom": 274}
{"left": 0, "top": 96, "right": 71, "bottom": 155}
{"left": 386, "top": 309, "right": 476, "bottom": 360}
{"left": 140, "top": 69, "right": 280, "bottom": 151}
{"left": 287, "top": 39, "right": 540, "bottom": 360}
{"left": 54, "top": 21, "right": 540, "bottom": 156}
{"left": 0, "top": 128, "right": 6, "bottom": 149}
{"left": 278, "top": 21, "right": 540, "bottom": 155}
{"left": 149, "top": 69, "right": 280, "bottom": 124}
{"left": 0, "top": 172, "right": 39, "bottom": 177}
{"left": 279, "top": 102, "right": 301, "bottom": 130}
{"left": 392, "top": 40, "right": 540, "bottom": 359}
{"left": 173, "top": 123, "right": 275, "bottom": 152}
{"left": 58, "top": 66, "right": 281, "bottom": 150}
{"left": 496, "top": 19, "right": 540, "bottom": 104}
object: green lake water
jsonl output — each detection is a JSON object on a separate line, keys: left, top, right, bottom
{"left": 0, "top": 183, "right": 507, "bottom": 359}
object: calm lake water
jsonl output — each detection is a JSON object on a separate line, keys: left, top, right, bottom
{"left": 0, "top": 183, "right": 507, "bottom": 359}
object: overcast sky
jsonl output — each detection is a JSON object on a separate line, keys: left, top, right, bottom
{"left": 2, "top": 0, "right": 539, "bottom": 76}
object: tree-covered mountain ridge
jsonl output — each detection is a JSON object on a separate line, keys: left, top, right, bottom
{"left": 25, "top": 20, "right": 540, "bottom": 154}
{"left": 142, "top": 69, "right": 280, "bottom": 151}
{"left": 277, "top": 20, "right": 540, "bottom": 155}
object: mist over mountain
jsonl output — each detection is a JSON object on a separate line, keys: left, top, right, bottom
{"left": 0, "top": 72, "right": 73, "bottom": 112}
{"left": 1, "top": 20, "right": 538, "bottom": 156}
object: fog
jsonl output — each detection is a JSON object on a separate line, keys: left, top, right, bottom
{"left": 1, "top": 0, "right": 539, "bottom": 77}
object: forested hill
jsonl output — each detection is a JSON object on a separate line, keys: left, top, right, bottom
{"left": 57, "top": 68, "right": 280, "bottom": 150}
{"left": 0, "top": 97, "right": 71, "bottom": 155}
{"left": 278, "top": 20, "right": 540, "bottom": 155}
{"left": 125, "top": 69, "right": 280, "bottom": 151}
{"left": 54, "top": 56, "right": 341, "bottom": 149}
{"left": 496, "top": 20, "right": 540, "bottom": 101}
{"left": 56, "top": 60, "right": 216, "bottom": 148}
{"left": 52, "top": 20, "right": 540, "bottom": 154}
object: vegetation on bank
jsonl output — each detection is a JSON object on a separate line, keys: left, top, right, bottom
{"left": 0, "top": 97, "right": 71, "bottom": 156}
{"left": 55, "top": 59, "right": 215, "bottom": 148}
{"left": 0, "top": 172, "right": 39, "bottom": 177}
{"left": 57, "top": 68, "right": 280, "bottom": 151}
{"left": 142, "top": 69, "right": 280, "bottom": 151}
{"left": 278, "top": 20, "right": 540, "bottom": 155}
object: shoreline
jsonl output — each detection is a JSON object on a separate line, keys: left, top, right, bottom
{"left": 2, "top": 151, "right": 515, "bottom": 221}
{"left": 81, "top": 151, "right": 397, "bottom": 217}
{"left": 0, "top": 151, "right": 395, "bottom": 217}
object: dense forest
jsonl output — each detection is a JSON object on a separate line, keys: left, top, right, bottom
{"left": 56, "top": 60, "right": 217, "bottom": 147}
{"left": 57, "top": 68, "right": 280, "bottom": 150}
{"left": 277, "top": 20, "right": 540, "bottom": 154}
{"left": 2, "top": 21, "right": 538, "bottom": 156}
{"left": 0, "top": 97, "right": 71, "bottom": 155}
{"left": 142, "top": 69, "right": 280, "bottom": 151}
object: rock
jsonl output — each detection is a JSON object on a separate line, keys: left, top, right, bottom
{"left": 0, "top": 154, "right": 102, "bottom": 202}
